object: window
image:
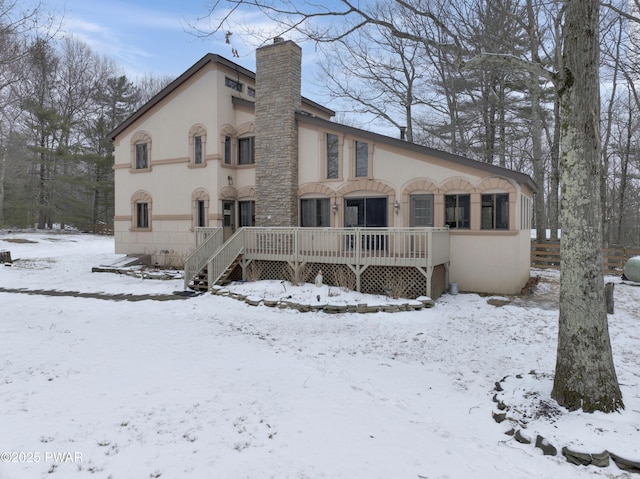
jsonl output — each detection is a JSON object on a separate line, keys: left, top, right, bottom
{"left": 445, "top": 194, "right": 470, "bottom": 229}
{"left": 224, "top": 136, "right": 231, "bottom": 165}
{"left": 188, "top": 126, "right": 206, "bottom": 166}
{"left": 248, "top": 87, "right": 256, "bottom": 98}
{"left": 410, "top": 194, "right": 434, "bottom": 227}
{"left": 238, "top": 137, "right": 255, "bottom": 165}
{"left": 224, "top": 136, "right": 232, "bottom": 164}
{"left": 301, "top": 198, "right": 330, "bottom": 227}
{"left": 194, "top": 135, "right": 203, "bottom": 164}
{"left": 192, "top": 190, "right": 209, "bottom": 229}
{"left": 326, "top": 133, "right": 339, "bottom": 179}
{"left": 238, "top": 201, "right": 255, "bottom": 226}
{"left": 196, "top": 200, "right": 206, "bottom": 227}
{"left": 355, "top": 140, "right": 368, "bottom": 177}
{"left": 131, "top": 191, "right": 152, "bottom": 230}
{"left": 520, "top": 195, "right": 531, "bottom": 230}
{"left": 131, "top": 132, "right": 151, "bottom": 170}
{"left": 482, "top": 193, "right": 509, "bottom": 229}
{"left": 136, "top": 202, "right": 149, "bottom": 228}
{"left": 225, "top": 77, "right": 242, "bottom": 92}
{"left": 135, "top": 143, "right": 148, "bottom": 169}
{"left": 344, "top": 197, "right": 387, "bottom": 227}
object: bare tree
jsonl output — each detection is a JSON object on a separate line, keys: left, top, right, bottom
{"left": 134, "top": 73, "right": 174, "bottom": 108}
{"left": 315, "top": 2, "right": 433, "bottom": 142}
{"left": 524, "top": 0, "right": 548, "bottom": 242}
{"left": 453, "top": 0, "right": 530, "bottom": 166}
{"left": 410, "top": 5, "right": 468, "bottom": 154}
{"left": 0, "top": 0, "right": 55, "bottom": 227}
{"left": 0, "top": 0, "right": 55, "bottom": 82}
{"left": 19, "top": 38, "right": 61, "bottom": 229}
{"left": 597, "top": 0, "right": 640, "bottom": 247}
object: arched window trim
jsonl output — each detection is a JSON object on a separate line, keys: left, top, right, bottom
{"left": 130, "top": 190, "right": 152, "bottom": 231}
{"left": 188, "top": 124, "right": 207, "bottom": 167}
{"left": 191, "top": 188, "right": 210, "bottom": 230}
{"left": 130, "top": 131, "right": 152, "bottom": 172}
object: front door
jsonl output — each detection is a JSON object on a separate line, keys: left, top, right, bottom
{"left": 222, "top": 201, "right": 235, "bottom": 241}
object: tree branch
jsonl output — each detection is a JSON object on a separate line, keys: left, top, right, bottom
{"left": 463, "top": 52, "right": 556, "bottom": 85}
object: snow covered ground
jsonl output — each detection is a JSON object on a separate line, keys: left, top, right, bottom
{"left": 0, "top": 231, "right": 638, "bottom": 479}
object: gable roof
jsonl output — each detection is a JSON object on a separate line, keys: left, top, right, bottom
{"left": 297, "top": 113, "right": 537, "bottom": 193}
{"left": 109, "top": 53, "right": 335, "bottom": 141}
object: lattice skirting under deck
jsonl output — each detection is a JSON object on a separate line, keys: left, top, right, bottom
{"left": 227, "top": 260, "right": 447, "bottom": 299}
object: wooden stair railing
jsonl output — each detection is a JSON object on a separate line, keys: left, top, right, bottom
{"left": 186, "top": 228, "right": 246, "bottom": 292}
{"left": 183, "top": 228, "right": 224, "bottom": 290}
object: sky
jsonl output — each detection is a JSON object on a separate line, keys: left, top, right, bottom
{"left": 45, "top": 0, "right": 336, "bottom": 106}
{"left": 49, "top": 0, "right": 258, "bottom": 77}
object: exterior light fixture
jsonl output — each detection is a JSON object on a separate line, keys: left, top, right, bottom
{"left": 228, "top": 175, "right": 233, "bottom": 186}
{"left": 332, "top": 202, "right": 339, "bottom": 214}
{"left": 394, "top": 199, "right": 400, "bottom": 214}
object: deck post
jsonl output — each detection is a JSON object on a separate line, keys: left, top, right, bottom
{"left": 416, "top": 265, "right": 434, "bottom": 298}
{"left": 207, "top": 258, "right": 214, "bottom": 292}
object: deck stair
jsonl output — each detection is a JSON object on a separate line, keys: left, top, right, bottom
{"left": 216, "top": 254, "right": 243, "bottom": 285}
{"left": 184, "top": 228, "right": 246, "bottom": 293}
{"left": 188, "top": 267, "right": 209, "bottom": 292}
{"left": 187, "top": 254, "right": 242, "bottom": 291}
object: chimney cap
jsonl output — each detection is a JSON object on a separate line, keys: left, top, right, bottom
{"left": 273, "top": 36, "right": 284, "bottom": 43}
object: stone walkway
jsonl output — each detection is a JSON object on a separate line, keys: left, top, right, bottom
{"left": 0, "top": 287, "right": 194, "bottom": 302}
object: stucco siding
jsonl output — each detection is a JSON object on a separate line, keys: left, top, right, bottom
{"left": 449, "top": 231, "right": 531, "bottom": 294}
{"left": 114, "top": 218, "right": 195, "bottom": 265}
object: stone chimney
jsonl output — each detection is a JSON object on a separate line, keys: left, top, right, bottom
{"left": 254, "top": 38, "right": 302, "bottom": 226}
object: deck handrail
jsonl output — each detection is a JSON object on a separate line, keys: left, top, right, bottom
{"left": 206, "top": 228, "right": 246, "bottom": 286}
{"left": 195, "top": 227, "right": 222, "bottom": 248}
{"left": 242, "top": 227, "right": 449, "bottom": 267}
{"left": 183, "top": 227, "right": 223, "bottom": 289}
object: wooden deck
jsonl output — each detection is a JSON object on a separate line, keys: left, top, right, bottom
{"left": 185, "top": 227, "right": 450, "bottom": 294}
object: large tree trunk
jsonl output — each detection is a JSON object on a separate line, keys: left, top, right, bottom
{"left": 551, "top": 0, "right": 624, "bottom": 413}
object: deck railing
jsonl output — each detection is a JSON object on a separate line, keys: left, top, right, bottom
{"left": 184, "top": 226, "right": 450, "bottom": 291}
{"left": 243, "top": 227, "right": 449, "bottom": 267}
{"left": 183, "top": 227, "right": 224, "bottom": 288}
{"left": 195, "top": 226, "right": 223, "bottom": 248}
{"left": 206, "top": 228, "right": 246, "bottom": 286}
